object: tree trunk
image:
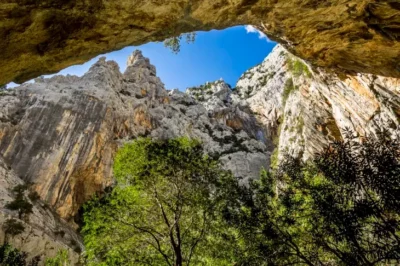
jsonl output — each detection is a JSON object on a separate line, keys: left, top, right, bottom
{"left": 175, "top": 252, "right": 183, "bottom": 266}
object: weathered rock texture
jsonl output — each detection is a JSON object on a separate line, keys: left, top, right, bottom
{"left": 1, "top": 0, "right": 400, "bottom": 85}
{"left": 235, "top": 45, "right": 400, "bottom": 163}
{"left": 0, "top": 51, "right": 270, "bottom": 222}
{"left": 0, "top": 157, "right": 80, "bottom": 265}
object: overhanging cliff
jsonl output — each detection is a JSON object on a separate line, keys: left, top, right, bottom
{"left": 1, "top": 0, "right": 400, "bottom": 85}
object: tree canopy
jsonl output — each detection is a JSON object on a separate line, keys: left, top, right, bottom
{"left": 224, "top": 130, "right": 400, "bottom": 265}
{"left": 82, "top": 131, "right": 400, "bottom": 266}
{"left": 82, "top": 137, "right": 245, "bottom": 266}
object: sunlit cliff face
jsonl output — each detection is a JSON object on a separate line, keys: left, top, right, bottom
{"left": 1, "top": 45, "right": 399, "bottom": 222}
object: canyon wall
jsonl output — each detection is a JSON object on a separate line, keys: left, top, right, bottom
{"left": 235, "top": 45, "right": 400, "bottom": 163}
{"left": 0, "top": 45, "right": 398, "bottom": 263}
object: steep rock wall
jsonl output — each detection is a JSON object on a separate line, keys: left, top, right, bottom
{"left": 235, "top": 45, "right": 400, "bottom": 162}
{"left": 1, "top": 0, "right": 400, "bottom": 85}
{"left": 0, "top": 51, "right": 270, "bottom": 221}
{"left": 0, "top": 157, "right": 81, "bottom": 265}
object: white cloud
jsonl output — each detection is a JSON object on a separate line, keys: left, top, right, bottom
{"left": 244, "top": 25, "right": 271, "bottom": 42}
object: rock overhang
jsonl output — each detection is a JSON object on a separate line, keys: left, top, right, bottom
{"left": 1, "top": 0, "right": 400, "bottom": 86}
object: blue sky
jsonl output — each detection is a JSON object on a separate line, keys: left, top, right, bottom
{"left": 16, "top": 26, "right": 276, "bottom": 90}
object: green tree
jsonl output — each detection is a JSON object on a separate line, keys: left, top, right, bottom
{"left": 225, "top": 129, "right": 400, "bottom": 265}
{"left": 164, "top": 32, "right": 196, "bottom": 54}
{"left": 82, "top": 137, "right": 245, "bottom": 266}
{"left": 0, "top": 243, "right": 40, "bottom": 266}
{"left": 28, "top": 191, "right": 40, "bottom": 202}
{"left": 3, "top": 219, "right": 25, "bottom": 238}
{"left": 45, "top": 249, "right": 70, "bottom": 266}
{"left": 5, "top": 185, "right": 33, "bottom": 220}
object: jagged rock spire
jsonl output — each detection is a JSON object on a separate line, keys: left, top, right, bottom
{"left": 125, "top": 50, "right": 157, "bottom": 76}
{"left": 124, "top": 50, "right": 165, "bottom": 98}
{"left": 127, "top": 50, "right": 145, "bottom": 66}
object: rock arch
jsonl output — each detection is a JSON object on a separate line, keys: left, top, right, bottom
{"left": 1, "top": 0, "right": 400, "bottom": 85}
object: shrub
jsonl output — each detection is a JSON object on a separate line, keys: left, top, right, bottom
{"left": 282, "top": 78, "right": 296, "bottom": 105}
{"left": 45, "top": 249, "right": 70, "bottom": 266}
{"left": 6, "top": 184, "right": 33, "bottom": 220}
{"left": 28, "top": 191, "right": 40, "bottom": 202}
{"left": 12, "top": 184, "right": 28, "bottom": 194}
{"left": 3, "top": 219, "right": 25, "bottom": 237}
{"left": 54, "top": 230, "right": 65, "bottom": 238}
{"left": 5, "top": 197, "right": 33, "bottom": 220}
{"left": 287, "top": 57, "right": 312, "bottom": 78}
{"left": 0, "top": 243, "right": 40, "bottom": 266}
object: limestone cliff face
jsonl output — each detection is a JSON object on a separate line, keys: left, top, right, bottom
{"left": 235, "top": 45, "right": 400, "bottom": 163}
{"left": 0, "top": 53, "right": 165, "bottom": 220}
{"left": 0, "top": 51, "right": 270, "bottom": 222}
{"left": 0, "top": 157, "right": 81, "bottom": 265}
{"left": 1, "top": 0, "right": 400, "bottom": 85}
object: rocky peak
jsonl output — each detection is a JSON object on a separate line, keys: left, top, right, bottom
{"left": 236, "top": 45, "right": 288, "bottom": 101}
{"left": 123, "top": 50, "right": 164, "bottom": 100}
{"left": 125, "top": 50, "right": 157, "bottom": 77}
{"left": 82, "top": 56, "right": 124, "bottom": 90}
{"left": 127, "top": 50, "right": 147, "bottom": 66}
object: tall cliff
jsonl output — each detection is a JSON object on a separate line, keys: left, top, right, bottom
{"left": 235, "top": 45, "right": 400, "bottom": 163}
{"left": 0, "top": 51, "right": 270, "bottom": 223}
{"left": 0, "top": 46, "right": 399, "bottom": 262}
{"left": 1, "top": 0, "right": 400, "bottom": 85}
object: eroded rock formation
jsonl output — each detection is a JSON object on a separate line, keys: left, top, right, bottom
{"left": 0, "top": 51, "right": 270, "bottom": 221}
{"left": 1, "top": 0, "right": 400, "bottom": 85}
{"left": 235, "top": 45, "right": 400, "bottom": 163}
{"left": 0, "top": 157, "right": 81, "bottom": 264}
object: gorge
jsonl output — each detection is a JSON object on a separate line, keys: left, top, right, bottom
{"left": 0, "top": 43, "right": 398, "bottom": 263}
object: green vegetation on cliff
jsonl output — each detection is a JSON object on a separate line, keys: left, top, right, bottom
{"left": 45, "top": 250, "right": 70, "bottom": 266}
{"left": 287, "top": 57, "right": 312, "bottom": 78}
{"left": 5, "top": 185, "right": 33, "bottom": 220}
{"left": 82, "top": 132, "right": 400, "bottom": 265}
{"left": 0, "top": 244, "right": 40, "bottom": 266}
{"left": 225, "top": 130, "right": 400, "bottom": 265}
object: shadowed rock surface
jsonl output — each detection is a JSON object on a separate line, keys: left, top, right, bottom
{"left": 1, "top": 0, "right": 400, "bottom": 85}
